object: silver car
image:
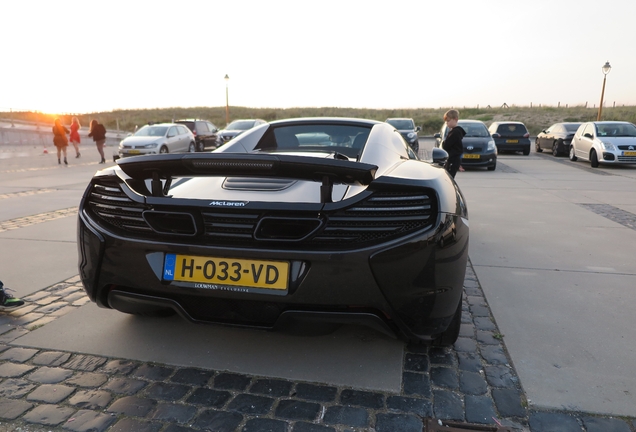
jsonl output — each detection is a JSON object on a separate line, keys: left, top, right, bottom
{"left": 569, "top": 121, "right": 636, "bottom": 167}
{"left": 118, "top": 123, "right": 196, "bottom": 158}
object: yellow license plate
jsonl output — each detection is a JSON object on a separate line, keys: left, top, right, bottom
{"left": 462, "top": 154, "right": 480, "bottom": 159}
{"left": 163, "top": 254, "right": 289, "bottom": 290}
{"left": 506, "top": 139, "right": 518, "bottom": 143}
{"left": 129, "top": 149, "right": 140, "bottom": 154}
{"left": 624, "top": 151, "right": 636, "bottom": 156}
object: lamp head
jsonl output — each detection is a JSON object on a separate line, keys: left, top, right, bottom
{"left": 602, "top": 61, "right": 611, "bottom": 75}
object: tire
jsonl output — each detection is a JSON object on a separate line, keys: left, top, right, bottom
{"left": 569, "top": 145, "right": 577, "bottom": 161}
{"left": 430, "top": 294, "right": 463, "bottom": 347}
{"left": 535, "top": 139, "right": 542, "bottom": 152}
{"left": 487, "top": 162, "right": 496, "bottom": 171}
{"left": 188, "top": 142, "right": 196, "bottom": 153}
{"left": 522, "top": 147, "right": 530, "bottom": 156}
{"left": 159, "top": 146, "right": 169, "bottom": 154}
{"left": 552, "top": 141, "right": 560, "bottom": 156}
{"left": 590, "top": 149, "right": 599, "bottom": 168}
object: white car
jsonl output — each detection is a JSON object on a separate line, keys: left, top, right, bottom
{"left": 569, "top": 121, "right": 636, "bottom": 167}
{"left": 118, "top": 123, "right": 196, "bottom": 158}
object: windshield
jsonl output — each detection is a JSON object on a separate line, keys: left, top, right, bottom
{"left": 596, "top": 123, "right": 636, "bottom": 137}
{"left": 135, "top": 126, "right": 168, "bottom": 137}
{"left": 227, "top": 120, "right": 256, "bottom": 130}
{"left": 459, "top": 122, "right": 489, "bottom": 137}
{"left": 386, "top": 119, "right": 415, "bottom": 130}
{"left": 256, "top": 124, "right": 372, "bottom": 158}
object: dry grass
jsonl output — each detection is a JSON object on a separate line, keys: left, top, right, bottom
{"left": 3, "top": 105, "right": 636, "bottom": 136}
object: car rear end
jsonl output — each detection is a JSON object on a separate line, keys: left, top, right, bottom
{"left": 492, "top": 123, "right": 531, "bottom": 154}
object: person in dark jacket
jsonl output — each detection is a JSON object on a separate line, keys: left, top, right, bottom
{"left": 52, "top": 118, "right": 69, "bottom": 165}
{"left": 441, "top": 109, "right": 466, "bottom": 178}
{"left": 88, "top": 120, "right": 107, "bottom": 164}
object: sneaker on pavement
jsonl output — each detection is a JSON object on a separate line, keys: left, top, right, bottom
{"left": 0, "top": 281, "right": 25, "bottom": 309}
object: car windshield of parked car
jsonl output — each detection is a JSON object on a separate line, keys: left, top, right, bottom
{"left": 497, "top": 124, "right": 528, "bottom": 137}
{"left": 256, "top": 124, "right": 372, "bottom": 158}
{"left": 563, "top": 123, "right": 581, "bottom": 132}
{"left": 387, "top": 119, "right": 414, "bottom": 130}
{"left": 460, "top": 123, "right": 489, "bottom": 137}
{"left": 135, "top": 126, "right": 168, "bottom": 137}
{"left": 596, "top": 123, "right": 636, "bottom": 137}
{"left": 227, "top": 120, "right": 256, "bottom": 130}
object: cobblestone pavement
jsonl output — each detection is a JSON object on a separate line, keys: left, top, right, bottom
{"left": 0, "top": 263, "right": 635, "bottom": 432}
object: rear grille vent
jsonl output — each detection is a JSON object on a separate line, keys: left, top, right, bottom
{"left": 314, "top": 191, "right": 436, "bottom": 245}
{"left": 85, "top": 180, "right": 438, "bottom": 250}
{"left": 87, "top": 181, "right": 151, "bottom": 233}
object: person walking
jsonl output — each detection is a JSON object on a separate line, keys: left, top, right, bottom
{"left": 0, "top": 280, "right": 25, "bottom": 309}
{"left": 52, "top": 118, "right": 69, "bottom": 165}
{"left": 88, "top": 119, "right": 107, "bottom": 164}
{"left": 441, "top": 109, "right": 466, "bottom": 178}
{"left": 69, "top": 116, "right": 81, "bottom": 158}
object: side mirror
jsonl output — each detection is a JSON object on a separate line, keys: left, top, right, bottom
{"left": 416, "top": 126, "right": 421, "bottom": 132}
{"left": 167, "top": 134, "right": 174, "bottom": 138}
{"left": 432, "top": 147, "right": 448, "bottom": 166}
{"left": 491, "top": 133, "right": 500, "bottom": 138}
{"left": 126, "top": 132, "right": 133, "bottom": 137}
{"left": 583, "top": 133, "right": 593, "bottom": 139}
{"left": 541, "top": 130, "right": 547, "bottom": 134}
{"left": 433, "top": 133, "right": 441, "bottom": 139}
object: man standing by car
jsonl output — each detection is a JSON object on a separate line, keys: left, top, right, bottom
{"left": 442, "top": 109, "right": 465, "bottom": 178}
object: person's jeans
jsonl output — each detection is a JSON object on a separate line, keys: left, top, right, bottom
{"left": 445, "top": 154, "right": 462, "bottom": 178}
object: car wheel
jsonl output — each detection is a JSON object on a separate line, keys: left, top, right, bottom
{"left": 590, "top": 149, "right": 599, "bottom": 168}
{"left": 159, "top": 146, "right": 169, "bottom": 154}
{"left": 535, "top": 139, "right": 542, "bottom": 152}
{"left": 188, "top": 142, "right": 196, "bottom": 153}
{"left": 523, "top": 147, "right": 530, "bottom": 156}
{"left": 552, "top": 141, "right": 560, "bottom": 156}
{"left": 429, "top": 294, "right": 463, "bottom": 347}
{"left": 569, "top": 145, "right": 577, "bottom": 161}
{"left": 487, "top": 162, "right": 496, "bottom": 171}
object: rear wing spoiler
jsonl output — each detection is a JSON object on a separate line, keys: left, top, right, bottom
{"left": 116, "top": 153, "right": 378, "bottom": 203}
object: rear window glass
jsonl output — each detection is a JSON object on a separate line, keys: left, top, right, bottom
{"left": 496, "top": 123, "right": 528, "bottom": 137}
{"left": 177, "top": 121, "right": 195, "bottom": 131}
{"left": 256, "top": 124, "right": 372, "bottom": 158}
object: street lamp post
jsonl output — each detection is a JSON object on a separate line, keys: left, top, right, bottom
{"left": 597, "top": 61, "right": 611, "bottom": 121}
{"left": 224, "top": 74, "right": 230, "bottom": 125}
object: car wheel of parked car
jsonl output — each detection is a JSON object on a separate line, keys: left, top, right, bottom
{"left": 569, "top": 146, "right": 577, "bottom": 161}
{"left": 429, "top": 294, "right": 463, "bottom": 347}
{"left": 590, "top": 149, "right": 600, "bottom": 168}
{"left": 159, "top": 146, "right": 169, "bottom": 154}
{"left": 535, "top": 139, "right": 542, "bottom": 152}
{"left": 523, "top": 147, "right": 530, "bottom": 156}
{"left": 487, "top": 163, "right": 496, "bottom": 171}
{"left": 188, "top": 142, "right": 196, "bottom": 153}
{"left": 552, "top": 141, "right": 560, "bottom": 156}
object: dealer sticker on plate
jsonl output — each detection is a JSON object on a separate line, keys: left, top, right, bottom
{"left": 163, "top": 253, "right": 289, "bottom": 291}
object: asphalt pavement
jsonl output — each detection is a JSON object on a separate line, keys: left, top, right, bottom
{"left": 0, "top": 134, "right": 635, "bottom": 431}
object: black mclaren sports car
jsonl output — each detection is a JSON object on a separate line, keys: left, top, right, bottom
{"left": 77, "top": 117, "right": 469, "bottom": 346}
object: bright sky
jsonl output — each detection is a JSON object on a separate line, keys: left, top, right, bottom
{"left": 1, "top": 0, "right": 635, "bottom": 114}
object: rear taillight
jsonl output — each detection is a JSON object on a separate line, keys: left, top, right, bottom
{"left": 523, "top": 133, "right": 529, "bottom": 138}
{"left": 192, "top": 131, "right": 197, "bottom": 136}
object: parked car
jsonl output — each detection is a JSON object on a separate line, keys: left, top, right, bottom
{"left": 488, "top": 121, "right": 531, "bottom": 155}
{"left": 535, "top": 122, "right": 582, "bottom": 156}
{"left": 569, "top": 121, "right": 636, "bottom": 167}
{"left": 175, "top": 119, "right": 219, "bottom": 152}
{"left": 385, "top": 118, "right": 420, "bottom": 153}
{"left": 217, "top": 119, "right": 267, "bottom": 145}
{"left": 117, "top": 123, "right": 195, "bottom": 158}
{"left": 77, "top": 117, "right": 468, "bottom": 346}
{"left": 434, "top": 119, "right": 497, "bottom": 171}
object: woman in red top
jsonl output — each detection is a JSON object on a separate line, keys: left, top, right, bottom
{"left": 69, "top": 117, "right": 81, "bottom": 158}
{"left": 52, "top": 118, "right": 69, "bottom": 165}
